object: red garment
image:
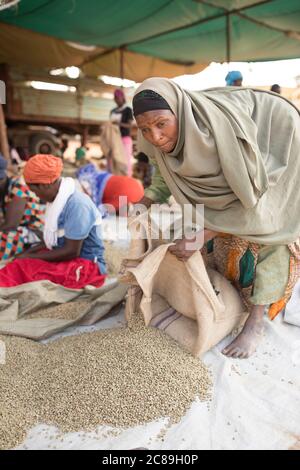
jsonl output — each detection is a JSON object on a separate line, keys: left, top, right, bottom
{"left": 102, "top": 175, "right": 144, "bottom": 210}
{"left": 0, "top": 257, "right": 106, "bottom": 289}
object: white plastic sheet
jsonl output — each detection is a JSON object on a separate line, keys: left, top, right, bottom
{"left": 15, "top": 310, "right": 300, "bottom": 450}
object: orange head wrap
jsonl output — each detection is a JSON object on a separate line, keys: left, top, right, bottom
{"left": 23, "top": 154, "right": 63, "bottom": 184}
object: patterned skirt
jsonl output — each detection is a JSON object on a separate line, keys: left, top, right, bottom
{"left": 203, "top": 234, "right": 300, "bottom": 320}
{"left": 0, "top": 230, "right": 26, "bottom": 261}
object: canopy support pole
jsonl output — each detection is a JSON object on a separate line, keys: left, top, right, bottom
{"left": 120, "top": 48, "right": 124, "bottom": 82}
{"left": 226, "top": 13, "right": 231, "bottom": 63}
{"left": 0, "top": 103, "right": 9, "bottom": 161}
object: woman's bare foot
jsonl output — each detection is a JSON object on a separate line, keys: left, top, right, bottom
{"left": 222, "top": 305, "right": 265, "bottom": 359}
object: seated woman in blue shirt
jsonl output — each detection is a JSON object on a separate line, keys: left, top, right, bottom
{"left": 0, "top": 154, "right": 106, "bottom": 289}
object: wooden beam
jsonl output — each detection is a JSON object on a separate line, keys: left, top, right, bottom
{"left": 82, "top": 125, "right": 89, "bottom": 145}
{"left": 226, "top": 13, "right": 231, "bottom": 63}
{"left": 120, "top": 48, "right": 124, "bottom": 81}
{"left": 6, "top": 113, "right": 107, "bottom": 127}
{"left": 0, "top": 103, "right": 10, "bottom": 160}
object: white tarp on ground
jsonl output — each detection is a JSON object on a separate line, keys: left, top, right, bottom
{"left": 285, "top": 279, "right": 300, "bottom": 328}
{"left": 15, "top": 307, "right": 300, "bottom": 450}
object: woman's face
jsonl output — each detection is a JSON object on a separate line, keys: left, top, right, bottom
{"left": 28, "top": 183, "right": 51, "bottom": 202}
{"left": 28, "top": 182, "right": 59, "bottom": 202}
{"left": 114, "top": 95, "right": 125, "bottom": 107}
{"left": 136, "top": 110, "right": 178, "bottom": 153}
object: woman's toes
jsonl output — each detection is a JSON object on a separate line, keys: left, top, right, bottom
{"left": 222, "top": 345, "right": 236, "bottom": 357}
{"left": 232, "top": 348, "right": 243, "bottom": 358}
{"left": 222, "top": 346, "right": 231, "bottom": 355}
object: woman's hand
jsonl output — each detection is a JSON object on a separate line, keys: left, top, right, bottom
{"left": 168, "top": 236, "right": 202, "bottom": 261}
{"left": 12, "top": 242, "right": 45, "bottom": 260}
{"left": 15, "top": 252, "right": 30, "bottom": 260}
{"left": 168, "top": 229, "right": 218, "bottom": 261}
{"left": 128, "top": 196, "right": 154, "bottom": 217}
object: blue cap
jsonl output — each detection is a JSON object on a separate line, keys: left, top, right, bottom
{"left": 225, "top": 70, "right": 243, "bottom": 86}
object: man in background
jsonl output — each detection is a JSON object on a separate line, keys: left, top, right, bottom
{"left": 270, "top": 84, "right": 281, "bottom": 94}
{"left": 225, "top": 70, "right": 243, "bottom": 86}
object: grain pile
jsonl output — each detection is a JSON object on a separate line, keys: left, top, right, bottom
{"left": 0, "top": 314, "right": 212, "bottom": 449}
{"left": 26, "top": 301, "right": 90, "bottom": 321}
{"left": 27, "top": 300, "right": 91, "bottom": 321}
{"left": 25, "top": 240, "right": 129, "bottom": 321}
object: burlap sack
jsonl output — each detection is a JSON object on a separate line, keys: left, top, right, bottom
{"left": 0, "top": 279, "right": 127, "bottom": 340}
{"left": 99, "top": 122, "right": 127, "bottom": 175}
{"left": 120, "top": 212, "right": 248, "bottom": 357}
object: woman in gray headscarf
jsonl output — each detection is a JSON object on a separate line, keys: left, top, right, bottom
{"left": 131, "top": 77, "right": 300, "bottom": 359}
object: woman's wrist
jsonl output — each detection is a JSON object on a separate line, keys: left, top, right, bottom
{"left": 129, "top": 196, "right": 154, "bottom": 216}
{"left": 204, "top": 229, "right": 218, "bottom": 242}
